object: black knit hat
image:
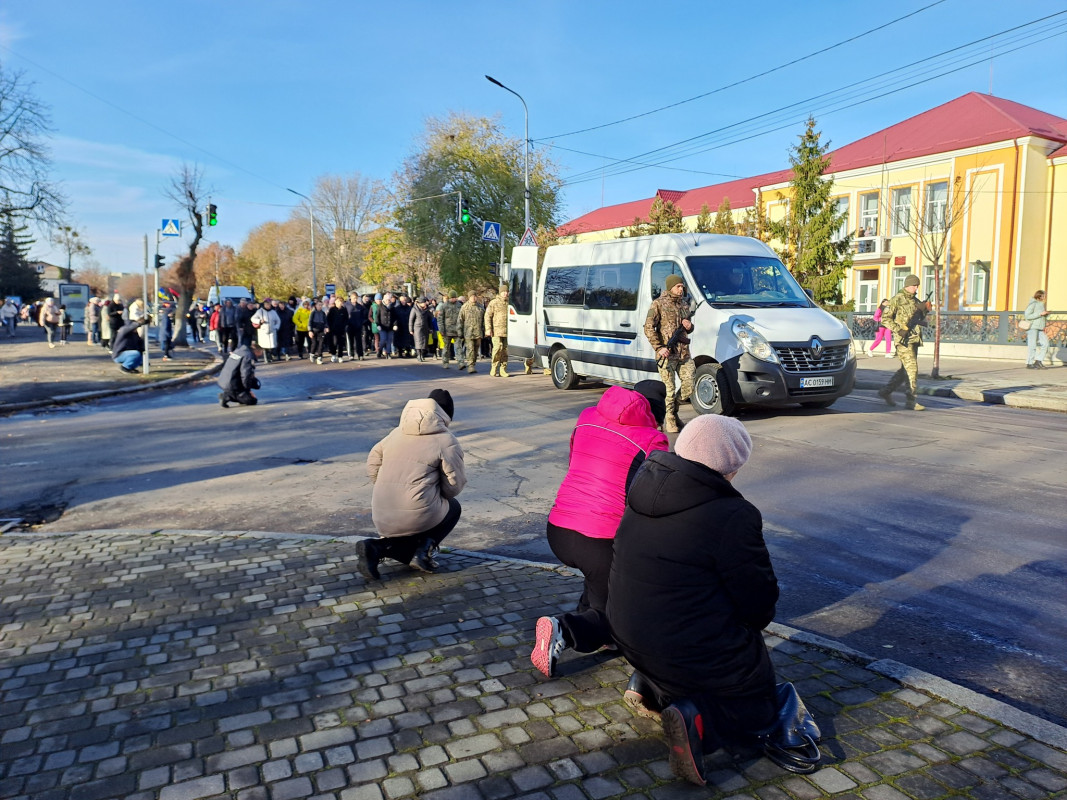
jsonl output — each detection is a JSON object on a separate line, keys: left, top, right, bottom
{"left": 633, "top": 380, "right": 667, "bottom": 425}
{"left": 428, "top": 389, "right": 454, "bottom": 420}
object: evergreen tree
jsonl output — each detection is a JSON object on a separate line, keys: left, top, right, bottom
{"left": 693, "top": 203, "right": 713, "bottom": 233}
{"left": 619, "top": 197, "right": 685, "bottom": 238}
{"left": 711, "top": 197, "right": 735, "bottom": 234}
{"left": 0, "top": 207, "right": 41, "bottom": 299}
{"left": 739, "top": 190, "right": 772, "bottom": 242}
{"left": 769, "top": 117, "right": 852, "bottom": 303}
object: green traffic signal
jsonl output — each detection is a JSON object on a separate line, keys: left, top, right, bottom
{"left": 207, "top": 204, "right": 218, "bottom": 226}
{"left": 460, "top": 205, "right": 471, "bottom": 224}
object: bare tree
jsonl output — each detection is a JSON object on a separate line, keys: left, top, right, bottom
{"left": 163, "top": 163, "right": 210, "bottom": 346}
{"left": 0, "top": 66, "right": 65, "bottom": 226}
{"left": 304, "top": 173, "right": 391, "bottom": 289}
{"left": 898, "top": 175, "right": 973, "bottom": 378}
{"left": 50, "top": 225, "right": 92, "bottom": 282}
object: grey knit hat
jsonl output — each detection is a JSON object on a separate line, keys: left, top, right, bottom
{"left": 675, "top": 415, "right": 752, "bottom": 476}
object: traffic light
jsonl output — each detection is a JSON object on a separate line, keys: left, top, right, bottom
{"left": 207, "top": 204, "right": 218, "bottom": 226}
{"left": 460, "top": 204, "right": 471, "bottom": 224}
{"left": 154, "top": 254, "right": 165, "bottom": 270}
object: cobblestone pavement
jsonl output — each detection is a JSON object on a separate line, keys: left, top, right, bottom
{"left": 1, "top": 532, "right": 1065, "bottom": 800}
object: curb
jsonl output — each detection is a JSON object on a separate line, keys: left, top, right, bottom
{"left": 5, "top": 527, "right": 1066, "bottom": 750}
{"left": 855, "top": 378, "right": 1066, "bottom": 413}
{"left": 0, "top": 356, "right": 222, "bottom": 415}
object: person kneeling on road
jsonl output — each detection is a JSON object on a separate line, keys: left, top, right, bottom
{"left": 217, "top": 342, "right": 263, "bottom": 407}
{"left": 359, "top": 389, "right": 465, "bottom": 580}
{"left": 606, "top": 414, "right": 791, "bottom": 786}
{"left": 112, "top": 317, "right": 150, "bottom": 373}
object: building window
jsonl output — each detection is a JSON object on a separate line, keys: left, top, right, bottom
{"left": 925, "top": 181, "right": 948, "bottom": 232}
{"left": 921, "top": 266, "right": 937, "bottom": 302}
{"left": 891, "top": 268, "right": 909, "bottom": 295}
{"left": 891, "top": 188, "right": 911, "bottom": 236}
{"left": 967, "top": 260, "right": 989, "bottom": 306}
{"left": 859, "top": 193, "right": 879, "bottom": 236}
{"left": 833, "top": 197, "right": 849, "bottom": 241}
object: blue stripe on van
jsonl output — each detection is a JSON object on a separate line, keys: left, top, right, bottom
{"left": 547, "top": 331, "right": 633, "bottom": 345}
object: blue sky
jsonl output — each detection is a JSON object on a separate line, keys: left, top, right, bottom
{"left": 2, "top": 0, "right": 1065, "bottom": 275}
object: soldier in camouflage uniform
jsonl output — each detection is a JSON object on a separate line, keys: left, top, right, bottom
{"left": 436, "top": 291, "right": 462, "bottom": 369}
{"left": 878, "top": 274, "right": 926, "bottom": 411}
{"left": 644, "top": 274, "right": 696, "bottom": 432}
{"left": 484, "top": 284, "right": 510, "bottom": 377}
{"left": 459, "top": 291, "right": 485, "bottom": 374}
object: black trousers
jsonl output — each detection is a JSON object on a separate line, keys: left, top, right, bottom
{"left": 370, "top": 498, "right": 461, "bottom": 565}
{"left": 547, "top": 521, "right": 615, "bottom": 653}
{"left": 348, "top": 329, "right": 364, "bottom": 359}
{"left": 295, "top": 330, "right": 309, "bottom": 358}
{"left": 221, "top": 389, "right": 257, "bottom": 406}
{"left": 310, "top": 332, "right": 326, "bottom": 358}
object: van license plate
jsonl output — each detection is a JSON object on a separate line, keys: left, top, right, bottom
{"left": 800, "top": 376, "right": 833, "bottom": 388}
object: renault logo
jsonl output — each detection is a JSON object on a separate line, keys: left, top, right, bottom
{"left": 810, "top": 336, "right": 824, "bottom": 359}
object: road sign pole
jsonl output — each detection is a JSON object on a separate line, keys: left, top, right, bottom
{"left": 142, "top": 234, "right": 151, "bottom": 375}
{"left": 500, "top": 232, "right": 505, "bottom": 281}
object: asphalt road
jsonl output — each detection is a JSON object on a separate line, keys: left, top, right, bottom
{"left": 3, "top": 356, "right": 1065, "bottom": 728}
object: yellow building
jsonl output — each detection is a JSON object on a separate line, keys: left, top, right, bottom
{"left": 561, "top": 93, "right": 1067, "bottom": 313}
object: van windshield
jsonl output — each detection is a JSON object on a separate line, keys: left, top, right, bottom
{"left": 685, "top": 255, "right": 811, "bottom": 308}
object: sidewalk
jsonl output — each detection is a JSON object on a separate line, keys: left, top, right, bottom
{"left": 0, "top": 325, "right": 219, "bottom": 412}
{"left": 1, "top": 529, "right": 1064, "bottom": 800}
{"left": 853, "top": 348, "right": 1067, "bottom": 413}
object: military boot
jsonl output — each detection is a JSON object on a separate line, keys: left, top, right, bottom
{"left": 490, "top": 364, "right": 499, "bottom": 377}
{"left": 467, "top": 364, "right": 476, "bottom": 374}
{"left": 906, "top": 400, "right": 925, "bottom": 411}
{"left": 664, "top": 414, "right": 682, "bottom": 433}
{"left": 877, "top": 387, "right": 897, "bottom": 407}
{"left": 499, "top": 365, "right": 510, "bottom": 378}
{"left": 524, "top": 359, "right": 533, "bottom": 375}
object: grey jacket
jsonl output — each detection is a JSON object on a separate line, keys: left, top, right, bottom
{"left": 367, "top": 399, "right": 465, "bottom": 538}
{"left": 1024, "top": 300, "right": 1047, "bottom": 331}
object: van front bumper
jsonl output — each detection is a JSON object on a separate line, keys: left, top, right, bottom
{"left": 722, "top": 353, "right": 856, "bottom": 405}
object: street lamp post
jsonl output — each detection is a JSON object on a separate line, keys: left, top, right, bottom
{"left": 485, "top": 75, "right": 530, "bottom": 235}
{"left": 286, "top": 188, "right": 317, "bottom": 297}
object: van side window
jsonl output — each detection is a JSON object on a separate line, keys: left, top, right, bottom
{"left": 585, "top": 262, "right": 642, "bottom": 310}
{"left": 544, "top": 266, "right": 587, "bottom": 306}
{"left": 650, "top": 261, "right": 684, "bottom": 301}
{"left": 509, "top": 269, "right": 533, "bottom": 315}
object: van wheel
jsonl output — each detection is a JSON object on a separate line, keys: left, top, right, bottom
{"left": 550, "top": 350, "right": 580, "bottom": 390}
{"left": 801, "top": 399, "right": 836, "bottom": 409}
{"left": 691, "top": 364, "right": 735, "bottom": 416}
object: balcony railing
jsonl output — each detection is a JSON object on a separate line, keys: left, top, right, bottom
{"left": 834, "top": 310, "right": 1067, "bottom": 346}
{"left": 850, "top": 236, "right": 892, "bottom": 259}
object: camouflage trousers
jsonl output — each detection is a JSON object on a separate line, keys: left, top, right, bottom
{"left": 885, "top": 342, "right": 920, "bottom": 401}
{"left": 491, "top": 337, "right": 508, "bottom": 368}
{"left": 465, "top": 338, "right": 481, "bottom": 369}
{"left": 657, "top": 358, "right": 695, "bottom": 417}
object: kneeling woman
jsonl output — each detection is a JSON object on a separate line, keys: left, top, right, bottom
{"left": 360, "top": 389, "right": 465, "bottom": 579}
{"left": 607, "top": 414, "right": 780, "bottom": 786}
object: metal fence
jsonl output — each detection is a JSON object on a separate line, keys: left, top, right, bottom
{"left": 833, "top": 310, "right": 1067, "bottom": 347}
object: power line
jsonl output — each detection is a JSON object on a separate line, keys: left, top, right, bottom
{"left": 557, "top": 13, "right": 1067, "bottom": 187}
{"left": 537, "top": 0, "right": 949, "bottom": 141}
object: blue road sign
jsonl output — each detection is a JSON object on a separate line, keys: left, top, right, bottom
{"left": 324, "top": 283, "right": 336, "bottom": 297}
{"left": 161, "top": 219, "right": 181, "bottom": 237}
{"left": 482, "top": 221, "right": 501, "bottom": 243}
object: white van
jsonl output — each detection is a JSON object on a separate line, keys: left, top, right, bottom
{"left": 207, "top": 285, "right": 253, "bottom": 306}
{"left": 506, "top": 233, "right": 855, "bottom": 414}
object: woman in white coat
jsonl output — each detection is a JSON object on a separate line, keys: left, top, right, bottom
{"left": 251, "top": 299, "right": 281, "bottom": 362}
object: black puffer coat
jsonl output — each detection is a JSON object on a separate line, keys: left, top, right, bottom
{"left": 217, "top": 345, "right": 260, "bottom": 394}
{"left": 606, "top": 450, "right": 778, "bottom": 699}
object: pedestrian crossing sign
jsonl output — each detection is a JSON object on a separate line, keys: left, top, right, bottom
{"left": 518, "top": 227, "right": 538, "bottom": 247}
{"left": 161, "top": 219, "right": 181, "bottom": 237}
{"left": 482, "top": 221, "right": 501, "bottom": 243}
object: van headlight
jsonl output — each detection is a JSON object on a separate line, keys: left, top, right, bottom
{"left": 732, "top": 320, "right": 779, "bottom": 364}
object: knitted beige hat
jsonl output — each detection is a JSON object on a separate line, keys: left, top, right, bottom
{"left": 675, "top": 415, "right": 752, "bottom": 476}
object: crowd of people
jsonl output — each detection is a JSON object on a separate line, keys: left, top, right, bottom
{"left": 200, "top": 285, "right": 517, "bottom": 375}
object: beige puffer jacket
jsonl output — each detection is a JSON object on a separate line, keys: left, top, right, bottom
{"left": 367, "top": 398, "right": 466, "bottom": 537}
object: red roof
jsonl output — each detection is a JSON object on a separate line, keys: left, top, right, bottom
{"left": 560, "top": 93, "right": 1067, "bottom": 236}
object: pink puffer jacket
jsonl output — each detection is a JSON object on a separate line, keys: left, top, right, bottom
{"left": 548, "top": 385, "right": 669, "bottom": 539}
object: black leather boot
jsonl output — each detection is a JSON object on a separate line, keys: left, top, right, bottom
{"left": 411, "top": 539, "right": 439, "bottom": 573}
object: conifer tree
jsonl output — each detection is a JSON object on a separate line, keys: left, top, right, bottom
{"left": 770, "top": 116, "right": 852, "bottom": 303}
{"left": 712, "top": 197, "right": 735, "bottom": 234}
{"left": 693, "top": 203, "right": 713, "bottom": 233}
{"left": 619, "top": 197, "right": 685, "bottom": 238}
{"left": 0, "top": 207, "right": 41, "bottom": 299}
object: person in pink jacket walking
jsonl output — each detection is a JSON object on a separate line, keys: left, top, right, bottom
{"left": 868, "top": 298, "right": 892, "bottom": 356}
{"left": 531, "top": 381, "right": 669, "bottom": 678}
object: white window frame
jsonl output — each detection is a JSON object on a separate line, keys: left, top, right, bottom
{"left": 833, "top": 196, "right": 849, "bottom": 242}
{"left": 859, "top": 192, "right": 879, "bottom": 236}
{"left": 921, "top": 266, "right": 937, "bottom": 302}
{"left": 967, "top": 261, "right": 987, "bottom": 305}
{"left": 891, "top": 187, "right": 911, "bottom": 236}
{"left": 926, "top": 181, "right": 948, "bottom": 233}
{"left": 891, "top": 268, "right": 909, "bottom": 295}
